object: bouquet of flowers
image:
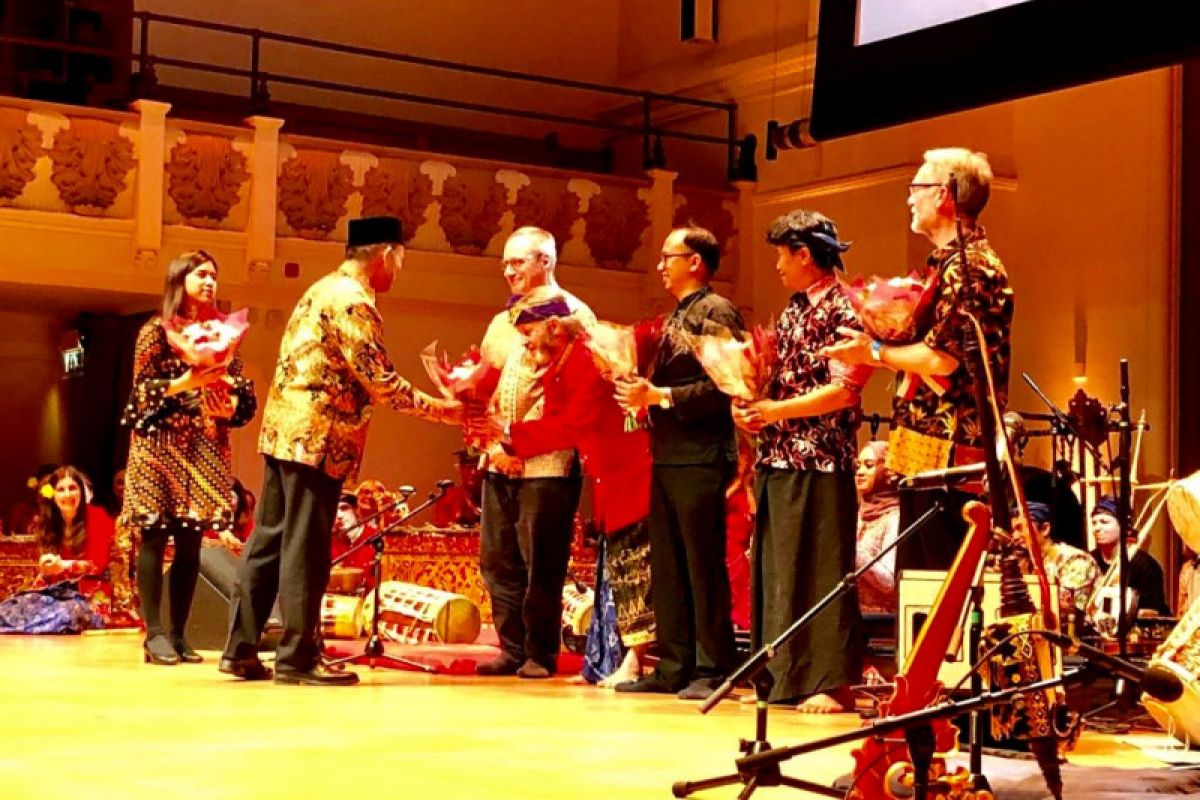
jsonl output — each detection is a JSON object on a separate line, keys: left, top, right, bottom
{"left": 162, "top": 308, "right": 250, "bottom": 368}
{"left": 420, "top": 341, "right": 500, "bottom": 402}
{"left": 587, "top": 316, "right": 663, "bottom": 431}
{"left": 421, "top": 341, "right": 501, "bottom": 448}
{"left": 838, "top": 268, "right": 940, "bottom": 344}
{"left": 681, "top": 324, "right": 778, "bottom": 401}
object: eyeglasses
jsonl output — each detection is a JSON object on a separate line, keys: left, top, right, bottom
{"left": 907, "top": 182, "right": 944, "bottom": 195}
{"left": 659, "top": 251, "right": 695, "bottom": 262}
{"left": 503, "top": 254, "right": 542, "bottom": 269}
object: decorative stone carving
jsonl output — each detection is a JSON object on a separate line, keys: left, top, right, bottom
{"left": 512, "top": 185, "right": 578, "bottom": 252}
{"left": 133, "top": 248, "right": 158, "bottom": 271}
{"left": 47, "top": 118, "right": 135, "bottom": 215}
{"left": 0, "top": 108, "right": 42, "bottom": 204}
{"left": 673, "top": 191, "right": 736, "bottom": 254}
{"left": 584, "top": 190, "right": 650, "bottom": 270}
{"left": 165, "top": 134, "right": 250, "bottom": 228}
{"left": 438, "top": 176, "right": 507, "bottom": 254}
{"left": 278, "top": 149, "right": 353, "bottom": 239}
{"left": 360, "top": 159, "right": 433, "bottom": 244}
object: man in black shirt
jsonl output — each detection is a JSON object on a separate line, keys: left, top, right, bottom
{"left": 614, "top": 226, "right": 743, "bottom": 700}
{"left": 1089, "top": 495, "right": 1170, "bottom": 616}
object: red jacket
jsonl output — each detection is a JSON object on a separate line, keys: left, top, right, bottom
{"left": 508, "top": 340, "right": 651, "bottom": 534}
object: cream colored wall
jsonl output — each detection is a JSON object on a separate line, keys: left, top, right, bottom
{"left": 0, "top": 311, "right": 71, "bottom": 524}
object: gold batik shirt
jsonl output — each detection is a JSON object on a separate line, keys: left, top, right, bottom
{"left": 258, "top": 264, "right": 451, "bottom": 481}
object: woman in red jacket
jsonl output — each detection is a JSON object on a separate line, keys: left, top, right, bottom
{"left": 0, "top": 466, "right": 115, "bottom": 633}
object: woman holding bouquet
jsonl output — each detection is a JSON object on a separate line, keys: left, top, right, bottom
{"left": 119, "top": 250, "right": 256, "bottom": 665}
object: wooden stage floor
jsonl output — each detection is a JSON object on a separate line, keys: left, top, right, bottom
{"left": 0, "top": 634, "right": 1177, "bottom": 800}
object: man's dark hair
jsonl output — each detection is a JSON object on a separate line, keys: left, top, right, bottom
{"left": 765, "top": 210, "right": 849, "bottom": 270}
{"left": 675, "top": 225, "right": 721, "bottom": 277}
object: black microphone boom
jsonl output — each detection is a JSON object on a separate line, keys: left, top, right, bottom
{"left": 900, "top": 462, "right": 987, "bottom": 490}
{"left": 1043, "top": 631, "right": 1183, "bottom": 703}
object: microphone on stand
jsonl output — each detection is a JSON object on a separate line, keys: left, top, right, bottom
{"left": 900, "top": 462, "right": 986, "bottom": 490}
{"left": 435, "top": 479, "right": 455, "bottom": 491}
{"left": 1040, "top": 631, "right": 1183, "bottom": 703}
{"left": 397, "top": 484, "right": 416, "bottom": 500}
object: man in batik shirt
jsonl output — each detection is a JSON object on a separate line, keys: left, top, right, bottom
{"left": 734, "top": 210, "right": 872, "bottom": 713}
{"left": 221, "top": 216, "right": 459, "bottom": 686}
{"left": 824, "top": 147, "right": 1014, "bottom": 574}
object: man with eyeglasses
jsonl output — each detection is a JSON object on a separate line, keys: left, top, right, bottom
{"left": 823, "top": 148, "right": 1014, "bottom": 574}
{"left": 472, "top": 226, "right": 595, "bottom": 679}
{"left": 613, "top": 226, "right": 743, "bottom": 700}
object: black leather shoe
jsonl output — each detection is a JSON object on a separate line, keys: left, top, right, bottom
{"left": 218, "top": 656, "right": 273, "bottom": 681}
{"left": 143, "top": 635, "right": 180, "bottom": 666}
{"left": 475, "top": 654, "right": 521, "bottom": 676}
{"left": 614, "top": 674, "right": 685, "bottom": 694}
{"left": 171, "top": 636, "right": 203, "bottom": 664}
{"left": 274, "top": 663, "right": 359, "bottom": 686}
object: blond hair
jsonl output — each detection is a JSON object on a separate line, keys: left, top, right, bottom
{"left": 922, "top": 148, "right": 993, "bottom": 220}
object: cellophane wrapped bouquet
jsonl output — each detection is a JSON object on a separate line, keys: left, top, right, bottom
{"left": 162, "top": 308, "right": 250, "bottom": 369}
{"left": 838, "top": 268, "right": 940, "bottom": 344}
{"left": 420, "top": 341, "right": 500, "bottom": 448}
{"left": 587, "top": 316, "right": 664, "bottom": 431}
{"left": 681, "top": 324, "right": 778, "bottom": 402}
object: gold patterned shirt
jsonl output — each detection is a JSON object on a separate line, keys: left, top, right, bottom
{"left": 480, "top": 289, "right": 595, "bottom": 479}
{"left": 891, "top": 228, "right": 1013, "bottom": 451}
{"left": 258, "top": 264, "right": 452, "bottom": 481}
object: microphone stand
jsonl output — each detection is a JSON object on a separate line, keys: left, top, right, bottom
{"left": 695, "top": 667, "right": 1091, "bottom": 800}
{"left": 325, "top": 481, "right": 453, "bottom": 673}
{"left": 674, "top": 501, "right": 942, "bottom": 800}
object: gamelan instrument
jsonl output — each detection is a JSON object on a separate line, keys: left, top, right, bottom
{"left": 327, "top": 566, "right": 367, "bottom": 594}
{"left": 360, "top": 580, "right": 481, "bottom": 645}
{"left": 320, "top": 593, "right": 366, "bottom": 639}
{"left": 1143, "top": 600, "right": 1200, "bottom": 747}
{"left": 560, "top": 581, "right": 595, "bottom": 654}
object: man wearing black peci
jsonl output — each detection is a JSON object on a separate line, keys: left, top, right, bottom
{"left": 614, "top": 225, "right": 743, "bottom": 700}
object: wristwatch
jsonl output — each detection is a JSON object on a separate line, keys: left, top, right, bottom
{"left": 657, "top": 388, "right": 673, "bottom": 409}
{"left": 869, "top": 340, "right": 884, "bottom": 363}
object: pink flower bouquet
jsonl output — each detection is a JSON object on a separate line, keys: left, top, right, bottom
{"left": 162, "top": 308, "right": 249, "bottom": 368}
{"left": 420, "top": 342, "right": 500, "bottom": 402}
{"left": 682, "top": 324, "right": 778, "bottom": 401}
{"left": 839, "top": 268, "right": 939, "bottom": 344}
{"left": 587, "top": 316, "right": 664, "bottom": 431}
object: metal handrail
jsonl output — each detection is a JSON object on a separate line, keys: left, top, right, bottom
{"left": 1, "top": 11, "right": 740, "bottom": 176}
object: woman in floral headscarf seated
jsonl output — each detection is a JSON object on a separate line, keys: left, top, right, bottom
{"left": 854, "top": 441, "right": 901, "bottom": 615}
{"left": 0, "top": 466, "right": 115, "bottom": 633}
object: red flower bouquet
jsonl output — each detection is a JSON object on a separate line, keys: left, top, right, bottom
{"left": 162, "top": 308, "right": 249, "bottom": 368}
{"left": 682, "top": 324, "right": 778, "bottom": 401}
{"left": 420, "top": 341, "right": 500, "bottom": 402}
{"left": 838, "top": 268, "right": 939, "bottom": 344}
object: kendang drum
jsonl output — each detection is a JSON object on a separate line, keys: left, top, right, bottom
{"left": 361, "top": 581, "right": 481, "bottom": 645}
{"left": 561, "top": 581, "right": 594, "bottom": 655}
{"left": 1144, "top": 599, "right": 1200, "bottom": 746}
{"left": 327, "top": 566, "right": 366, "bottom": 594}
{"left": 320, "top": 593, "right": 365, "bottom": 639}
{"left": 1167, "top": 471, "right": 1200, "bottom": 553}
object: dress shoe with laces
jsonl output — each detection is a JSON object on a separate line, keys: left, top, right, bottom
{"left": 218, "top": 656, "right": 273, "bottom": 681}
{"left": 475, "top": 653, "right": 521, "bottom": 676}
{"left": 516, "top": 659, "right": 553, "bottom": 679}
{"left": 171, "top": 636, "right": 203, "bottom": 664}
{"left": 274, "top": 663, "right": 359, "bottom": 686}
{"left": 143, "top": 635, "right": 180, "bottom": 666}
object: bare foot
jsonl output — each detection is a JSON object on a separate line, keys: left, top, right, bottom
{"left": 796, "top": 687, "right": 855, "bottom": 714}
{"left": 598, "top": 649, "right": 643, "bottom": 689}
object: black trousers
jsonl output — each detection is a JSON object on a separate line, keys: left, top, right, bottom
{"left": 480, "top": 473, "right": 581, "bottom": 670}
{"left": 223, "top": 456, "right": 342, "bottom": 672}
{"left": 137, "top": 526, "right": 202, "bottom": 640}
{"left": 895, "top": 486, "right": 975, "bottom": 575}
{"left": 752, "top": 469, "right": 862, "bottom": 703}
{"left": 648, "top": 463, "right": 737, "bottom": 687}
